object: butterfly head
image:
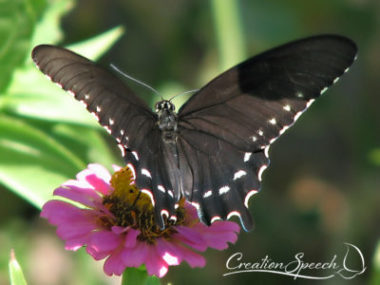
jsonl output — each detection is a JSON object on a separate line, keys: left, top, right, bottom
{"left": 155, "top": 100, "right": 175, "bottom": 113}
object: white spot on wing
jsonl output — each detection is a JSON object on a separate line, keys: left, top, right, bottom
{"left": 96, "top": 106, "right": 102, "bottom": 112}
{"left": 294, "top": 111, "right": 303, "bottom": 121}
{"left": 306, "top": 99, "right": 315, "bottom": 108}
{"left": 109, "top": 118, "right": 114, "bottom": 125}
{"left": 279, "top": 125, "right": 290, "bottom": 135}
{"left": 168, "top": 190, "right": 174, "bottom": 198}
{"left": 227, "top": 211, "right": 241, "bottom": 220}
{"left": 233, "top": 170, "right": 247, "bottom": 180}
{"left": 269, "top": 137, "right": 277, "bottom": 144}
{"left": 264, "top": 146, "right": 270, "bottom": 158}
{"left": 210, "top": 216, "right": 222, "bottom": 223}
{"left": 251, "top": 136, "right": 257, "bottom": 142}
{"left": 333, "top": 77, "right": 340, "bottom": 84}
{"left": 283, "top": 104, "right": 291, "bottom": 112}
{"left": 190, "top": 201, "right": 203, "bottom": 218}
{"left": 104, "top": 125, "right": 112, "bottom": 134}
{"left": 296, "top": 91, "right": 304, "bottom": 98}
{"left": 127, "top": 163, "right": 136, "bottom": 180}
{"left": 258, "top": 130, "right": 264, "bottom": 136}
{"left": 244, "top": 152, "right": 252, "bottom": 162}
{"left": 68, "top": 90, "right": 75, "bottom": 97}
{"left": 117, "top": 144, "right": 126, "bottom": 157}
{"left": 84, "top": 94, "right": 90, "bottom": 100}
{"left": 219, "top": 186, "right": 230, "bottom": 195}
{"left": 269, "top": 118, "right": 277, "bottom": 125}
{"left": 132, "top": 151, "right": 139, "bottom": 161}
{"left": 141, "top": 189, "right": 155, "bottom": 207}
{"left": 320, "top": 87, "right": 328, "bottom": 95}
{"left": 203, "top": 190, "right": 212, "bottom": 198}
{"left": 141, "top": 168, "right": 152, "bottom": 178}
{"left": 157, "top": 185, "right": 165, "bottom": 193}
{"left": 160, "top": 209, "right": 169, "bottom": 218}
{"left": 244, "top": 189, "right": 258, "bottom": 208}
{"left": 258, "top": 165, "right": 268, "bottom": 181}
{"left": 90, "top": 112, "right": 99, "bottom": 121}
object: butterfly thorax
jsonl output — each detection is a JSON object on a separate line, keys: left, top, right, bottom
{"left": 155, "top": 100, "right": 178, "bottom": 143}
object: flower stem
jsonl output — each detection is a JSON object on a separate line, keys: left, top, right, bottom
{"left": 210, "top": 0, "right": 246, "bottom": 71}
{"left": 121, "top": 267, "right": 160, "bottom": 285}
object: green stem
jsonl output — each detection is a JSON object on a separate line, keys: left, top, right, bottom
{"left": 121, "top": 267, "right": 160, "bottom": 285}
{"left": 210, "top": 0, "right": 246, "bottom": 71}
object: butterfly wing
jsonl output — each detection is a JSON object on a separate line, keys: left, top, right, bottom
{"left": 32, "top": 45, "right": 181, "bottom": 228}
{"left": 32, "top": 45, "right": 156, "bottom": 149}
{"left": 176, "top": 35, "right": 357, "bottom": 230}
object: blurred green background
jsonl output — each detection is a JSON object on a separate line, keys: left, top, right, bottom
{"left": 0, "top": 0, "right": 379, "bottom": 284}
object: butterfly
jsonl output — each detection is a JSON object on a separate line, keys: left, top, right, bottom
{"left": 32, "top": 35, "right": 357, "bottom": 231}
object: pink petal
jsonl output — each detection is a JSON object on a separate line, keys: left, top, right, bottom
{"left": 121, "top": 241, "right": 149, "bottom": 268}
{"left": 156, "top": 239, "right": 181, "bottom": 265}
{"left": 172, "top": 243, "right": 205, "bottom": 268}
{"left": 196, "top": 221, "right": 240, "bottom": 250}
{"left": 87, "top": 231, "right": 121, "bottom": 256}
{"left": 64, "top": 233, "right": 90, "bottom": 251}
{"left": 124, "top": 228, "right": 139, "bottom": 248}
{"left": 76, "top": 164, "right": 112, "bottom": 195}
{"left": 103, "top": 249, "right": 125, "bottom": 276}
{"left": 145, "top": 246, "right": 169, "bottom": 277}
{"left": 53, "top": 185, "right": 101, "bottom": 208}
{"left": 173, "top": 226, "right": 207, "bottom": 251}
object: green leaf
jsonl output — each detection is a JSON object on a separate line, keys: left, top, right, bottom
{"left": 67, "top": 25, "right": 125, "bottom": 61}
{"left": 0, "top": 115, "right": 86, "bottom": 208}
{"left": 0, "top": 0, "right": 46, "bottom": 92}
{"left": 2, "top": 67, "right": 100, "bottom": 126}
{"left": 51, "top": 123, "right": 122, "bottom": 167}
{"left": 9, "top": 249, "right": 27, "bottom": 285}
{"left": 30, "top": 0, "right": 75, "bottom": 48}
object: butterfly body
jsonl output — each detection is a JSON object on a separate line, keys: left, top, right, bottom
{"left": 155, "top": 100, "right": 178, "bottom": 143}
{"left": 32, "top": 35, "right": 357, "bottom": 231}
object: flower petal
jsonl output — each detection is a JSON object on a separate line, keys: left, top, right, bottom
{"left": 87, "top": 231, "right": 121, "bottom": 258}
{"left": 103, "top": 249, "right": 125, "bottom": 276}
{"left": 121, "top": 241, "right": 149, "bottom": 268}
{"left": 53, "top": 185, "right": 102, "bottom": 208}
{"left": 173, "top": 226, "right": 207, "bottom": 251}
{"left": 124, "top": 228, "right": 139, "bottom": 248}
{"left": 145, "top": 246, "right": 169, "bottom": 277}
{"left": 76, "top": 164, "right": 112, "bottom": 195}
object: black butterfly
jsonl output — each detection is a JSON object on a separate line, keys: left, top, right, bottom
{"left": 32, "top": 35, "right": 357, "bottom": 231}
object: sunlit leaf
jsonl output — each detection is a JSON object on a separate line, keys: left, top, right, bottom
{"left": 30, "top": 0, "right": 75, "bottom": 49}
{"left": 67, "top": 25, "right": 124, "bottom": 60}
{"left": 0, "top": 115, "right": 86, "bottom": 208}
{"left": 0, "top": 0, "right": 46, "bottom": 92}
{"left": 8, "top": 249, "right": 27, "bottom": 285}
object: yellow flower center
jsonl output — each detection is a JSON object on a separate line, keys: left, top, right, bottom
{"left": 102, "top": 166, "right": 186, "bottom": 244}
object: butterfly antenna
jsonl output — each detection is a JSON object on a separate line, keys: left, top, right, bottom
{"left": 169, "top": 89, "right": 199, "bottom": 102}
{"left": 110, "top": 64, "right": 160, "bottom": 97}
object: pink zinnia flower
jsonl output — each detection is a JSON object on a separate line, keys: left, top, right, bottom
{"left": 41, "top": 164, "right": 240, "bottom": 277}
